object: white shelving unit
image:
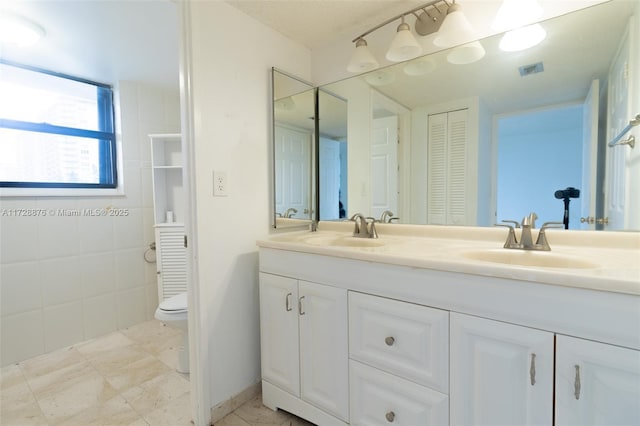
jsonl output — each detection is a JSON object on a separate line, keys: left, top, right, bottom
{"left": 150, "top": 133, "right": 187, "bottom": 303}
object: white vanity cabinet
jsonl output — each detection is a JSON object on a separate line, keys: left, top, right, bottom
{"left": 450, "top": 313, "right": 554, "bottom": 425}
{"left": 451, "top": 312, "right": 640, "bottom": 426}
{"left": 555, "top": 335, "right": 640, "bottom": 425}
{"left": 259, "top": 272, "right": 349, "bottom": 423}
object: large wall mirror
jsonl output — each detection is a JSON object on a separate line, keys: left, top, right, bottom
{"left": 273, "top": 0, "right": 639, "bottom": 231}
{"left": 272, "top": 69, "right": 315, "bottom": 228}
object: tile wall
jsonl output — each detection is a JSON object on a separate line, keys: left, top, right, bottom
{"left": 0, "top": 81, "right": 181, "bottom": 366}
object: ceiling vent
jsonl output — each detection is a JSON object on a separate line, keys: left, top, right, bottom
{"left": 519, "top": 62, "right": 544, "bottom": 77}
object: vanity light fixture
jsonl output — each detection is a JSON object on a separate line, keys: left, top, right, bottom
{"left": 348, "top": 0, "right": 483, "bottom": 73}
{"left": 0, "top": 11, "right": 45, "bottom": 47}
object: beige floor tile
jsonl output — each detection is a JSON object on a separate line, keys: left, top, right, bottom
{"left": 215, "top": 412, "right": 252, "bottom": 426}
{"left": 1, "top": 364, "right": 27, "bottom": 390}
{"left": 76, "top": 332, "right": 135, "bottom": 357}
{"left": 56, "top": 394, "right": 142, "bottom": 426}
{"left": 32, "top": 363, "right": 119, "bottom": 424}
{"left": 19, "top": 346, "right": 85, "bottom": 381}
{"left": 120, "top": 320, "right": 181, "bottom": 355}
{"left": 0, "top": 379, "right": 48, "bottom": 426}
{"left": 233, "top": 395, "right": 292, "bottom": 425}
{"left": 141, "top": 391, "right": 192, "bottom": 426}
{"left": 120, "top": 370, "right": 190, "bottom": 416}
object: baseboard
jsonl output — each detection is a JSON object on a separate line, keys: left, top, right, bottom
{"left": 209, "top": 381, "right": 261, "bottom": 424}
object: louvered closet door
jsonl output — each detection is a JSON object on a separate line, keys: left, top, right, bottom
{"left": 427, "top": 109, "right": 468, "bottom": 225}
{"left": 446, "top": 109, "right": 468, "bottom": 225}
{"left": 156, "top": 226, "right": 187, "bottom": 301}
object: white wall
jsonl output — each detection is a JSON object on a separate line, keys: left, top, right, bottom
{"left": 0, "top": 82, "right": 180, "bottom": 366}
{"left": 181, "top": 0, "right": 311, "bottom": 415}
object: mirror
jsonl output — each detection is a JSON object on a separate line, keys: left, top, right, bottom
{"left": 317, "top": 0, "right": 638, "bottom": 231}
{"left": 272, "top": 69, "right": 315, "bottom": 228}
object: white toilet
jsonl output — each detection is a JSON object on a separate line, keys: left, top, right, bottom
{"left": 155, "top": 292, "right": 189, "bottom": 374}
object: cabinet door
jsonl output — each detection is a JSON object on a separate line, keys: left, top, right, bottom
{"left": 450, "top": 313, "right": 553, "bottom": 425}
{"left": 155, "top": 226, "right": 187, "bottom": 302}
{"left": 299, "top": 280, "right": 349, "bottom": 421}
{"left": 259, "top": 273, "right": 300, "bottom": 397}
{"left": 556, "top": 335, "right": 640, "bottom": 425}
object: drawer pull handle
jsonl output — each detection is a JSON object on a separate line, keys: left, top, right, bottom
{"left": 530, "top": 353, "right": 536, "bottom": 386}
{"left": 385, "top": 336, "right": 395, "bottom": 346}
{"left": 574, "top": 365, "right": 581, "bottom": 400}
{"left": 385, "top": 411, "right": 395, "bottom": 422}
{"left": 285, "top": 293, "right": 292, "bottom": 312}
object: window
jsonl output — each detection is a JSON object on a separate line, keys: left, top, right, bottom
{"left": 0, "top": 61, "right": 117, "bottom": 189}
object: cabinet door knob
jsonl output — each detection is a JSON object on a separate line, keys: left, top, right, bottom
{"left": 385, "top": 411, "right": 395, "bottom": 422}
{"left": 385, "top": 336, "right": 395, "bottom": 346}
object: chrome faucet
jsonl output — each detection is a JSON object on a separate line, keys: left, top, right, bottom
{"left": 496, "top": 213, "right": 563, "bottom": 251}
{"left": 350, "top": 213, "right": 378, "bottom": 239}
{"left": 283, "top": 208, "right": 298, "bottom": 218}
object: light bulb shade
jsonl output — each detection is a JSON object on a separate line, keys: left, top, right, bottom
{"left": 385, "top": 22, "right": 422, "bottom": 62}
{"left": 433, "top": 4, "right": 475, "bottom": 48}
{"left": 347, "top": 38, "right": 379, "bottom": 73}
{"left": 0, "top": 13, "right": 45, "bottom": 47}
{"left": 499, "top": 24, "right": 546, "bottom": 52}
{"left": 492, "top": 0, "right": 543, "bottom": 32}
{"left": 446, "top": 40, "right": 485, "bottom": 64}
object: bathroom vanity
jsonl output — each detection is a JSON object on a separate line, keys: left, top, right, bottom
{"left": 257, "top": 223, "right": 640, "bottom": 425}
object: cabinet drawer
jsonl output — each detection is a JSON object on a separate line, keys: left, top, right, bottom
{"left": 350, "top": 360, "right": 448, "bottom": 426}
{"left": 348, "top": 291, "right": 449, "bottom": 392}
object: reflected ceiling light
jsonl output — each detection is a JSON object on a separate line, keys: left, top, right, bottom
{"left": 347, "top": 0, "right": 454, "bottom": 73}
{"left": 0, "top": 12, "right": 45, "bottom": 47}
{"left": 364, "top": 70, "right": 396, "bottom": 86}
{"left": 499, "top": 24, "right": 546, "bottom": 52}
{"left": 446, "top": 40, "right": 485, "bottom": 64}
{"left": 432, "top": 1, "right": 475, "bottom": 48}
{"left": 347, "top": 38, "right": 379, "bottom": 73}
{"left": 386, "top": 17, "right": 422, "bottom": 62}
{"left": 274, "top": 96, "right": 296, "bottom": 111}
{"left": 492, "top": 0, "right": 543, "bottom": 32}
{"left": 403, "top": 56, "right": 437, "bottom": 76}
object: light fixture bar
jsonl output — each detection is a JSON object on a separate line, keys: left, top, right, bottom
{"left": 351, "top": 0, "right": 451, "bottom": 43}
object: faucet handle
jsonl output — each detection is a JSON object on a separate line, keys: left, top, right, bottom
{"left": 495, "top": 223, "right": 519, "bottom": 248}
{"left": 535, "top": 221, "right": 564, "bottom": 250}
{"left": 499, "top": 220, "right": 520, "bottom": 228}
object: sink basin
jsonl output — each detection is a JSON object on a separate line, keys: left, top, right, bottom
{"left": 303, "top": 235, "right": 386, "bottom": 248}
{"left": 462, "top": 249, "right": 598, "bottom": 269}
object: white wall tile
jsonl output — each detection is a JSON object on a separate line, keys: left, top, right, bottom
{"left": 78, "top": 214, "right": 115, "bottom": 254}
{"left": 0, "top": 199, "right": 40, "bottom": 264}
{"left": 113, "top": 208, "right": 144, "bottom": 249}
{"left": 145, "top": 283, "right": 159, "bottom": 319}
{"left": 115, "top": 249, "right": 145, "bottom": 290}
{"left": 83, "top": 293, "right": 118, "bottom": 340}
{"left": 43, "top": 301, "right": 84, "bottom": 352}
{"left": 119, "top": 167, "right": 143, "bottom": 208}
{"left": 116, "top": 287, "right": 147, "bottom": 328}
{"left": 1, "top": 310, "right": 44, "bottom": 366}
{"left": 80, "top": 252, "right": 116, "bottom": 298}
{"left": 41, "top": 257, "right": 82, "bottom": 306}
{"left": 36, "top": 199, "right": 80, "bottom": 259}
{"left": 0, "top": 262, "right": 42, "bottom": 316}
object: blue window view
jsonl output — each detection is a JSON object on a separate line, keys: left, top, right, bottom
{"left": 0, "top": 61, "right": 117, "bottom": 188}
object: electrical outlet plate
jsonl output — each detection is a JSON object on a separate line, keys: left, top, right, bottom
{"left": 213, "top": 170, "right": 228, "bottom": 196}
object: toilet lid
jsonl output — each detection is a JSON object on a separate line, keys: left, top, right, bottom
{"left": 159, "top": 292, "right": 187, "bottom": 311}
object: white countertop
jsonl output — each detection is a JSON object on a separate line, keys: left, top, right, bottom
{"left": 257, "top": 222, "right": 640, "bottom": 296}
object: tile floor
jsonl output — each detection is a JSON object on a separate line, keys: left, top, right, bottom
{"left": 1, "top": 320, "right": 314, "bottom": 426}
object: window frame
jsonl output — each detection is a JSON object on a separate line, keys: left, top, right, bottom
{"left": 0, "top": 60, "right": 119, "bottom": 193}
